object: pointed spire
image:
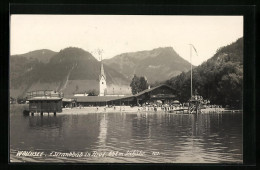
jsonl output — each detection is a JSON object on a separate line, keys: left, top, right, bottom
{"left": 99, "top": 59, "right": 106, "bottom": 80}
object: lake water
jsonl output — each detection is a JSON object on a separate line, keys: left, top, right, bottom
{"left": 10, "top": 106, "right": 242, "bottom": 163}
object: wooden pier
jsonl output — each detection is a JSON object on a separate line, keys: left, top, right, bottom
{"left": 165, "top": 96, "right": 204, "bottom": 114}
{"left": 168, "top": 108, "right": 189, "bottom": 114}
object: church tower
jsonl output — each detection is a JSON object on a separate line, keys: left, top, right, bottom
{"left": 99, "top": 59, "right": 107, "bottom": 96}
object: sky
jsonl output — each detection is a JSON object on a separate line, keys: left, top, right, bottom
{"left": 10, "top": 15, "right": 243, "bottom": 66}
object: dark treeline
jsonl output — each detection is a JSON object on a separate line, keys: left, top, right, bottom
{"left": 87, "top": 89, "right": 99, "bottom": 96}
{"left": 165, "top": 38, "right": 243, "bottom": 109}
{"left": 130, "top": 74, "right": 149, "bottom": 95}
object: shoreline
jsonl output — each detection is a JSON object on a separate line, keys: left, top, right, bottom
{"left": 51, "top": 106, "right": 243, "bottom": 115}
{"left": 10, "top": 104, "right": 242, "bottom": 115}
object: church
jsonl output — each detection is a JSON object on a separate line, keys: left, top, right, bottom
{"left": 66, "top": 60, "right": 128, "bottom": 106}
{"left": 99, "top": 59, "right": 107, "bottom": 96}
{"left": 26, "top": 57, "right": 178, "bottom": 108}
{"left": 72, "top": 58, "right": 131, "bottom": 97}
{"left": 63, "top": 58, "right": 177, "bottom": 107}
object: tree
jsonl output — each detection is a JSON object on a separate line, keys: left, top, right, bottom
{"left": 166, "top": 38, "right": 243, "bottom": 108}
{"left": 130, "top": 75, "right": 149, "bottom": 95}
{"left": 130, "top": 74, "right": 140, "bottom": 95}
{"left": 139, "top": 77, "right": 149, "bottom": 91}
{"left": 17, "top": 97, "right": 26, "bottom": 104}
{"left": 87, "top": 89, "right": 98, "bottom": 96}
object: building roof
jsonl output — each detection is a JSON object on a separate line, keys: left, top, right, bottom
{"left": 71, "top": 96, "right": 127, "bottom": 102}
{"left": 62, "top": 84, "right": 175, "bottom": 103}
{"left": 62, "top": 98, "right": 77, "bottom": 102}
{"left": 28, "top": 97, "right": 62, "bottom": 101}
{"left": 27, "top": 90, "right": 63, "bottom": 99}
{"left": 134, "top": 84, "right": 174, "bottom": 97}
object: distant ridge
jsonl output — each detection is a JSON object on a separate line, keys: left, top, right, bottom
{"left": 11, "top": 49, "right": 57, "bottom": 63}
{"left": 10, "top": 46, "right": 194, "bottom": 98}
{"left": 10, "top": 47, "right": 131, "bottom": 98}
{"left": 103, "top": 47, "right": 192, "bottom": 83}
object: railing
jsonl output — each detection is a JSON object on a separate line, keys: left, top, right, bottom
{"left": 26, "top": 90, "right": 64, "bottom": 99}
{"left": 189, "top": 105, "right": 196, "bottom": 114}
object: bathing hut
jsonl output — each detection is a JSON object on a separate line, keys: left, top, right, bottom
{"left": 27, "top": 90, "right": 63, "bottom": 115}
{"left": 62, "top": 98, "right": 77, "bottom": 108}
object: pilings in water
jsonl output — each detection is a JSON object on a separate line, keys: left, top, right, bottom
{"left": 188, "top": 102, "right": 201, "bottom": 114}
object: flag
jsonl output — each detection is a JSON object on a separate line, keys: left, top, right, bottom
{"left": 191, "top": 44, "right": 198, "bottom": 56}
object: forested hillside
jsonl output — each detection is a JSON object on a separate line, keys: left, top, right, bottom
{"left": 166, "top": 38, "right": 243, "bottom": 108}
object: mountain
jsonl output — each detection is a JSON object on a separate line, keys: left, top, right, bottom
{"left": 103, "top": 47, "right": 192, "bottom": 83}
{"left": 11, "top": 49, "right": 57, "bottom": 63}
{"left": 166, "top": 38, "right": 243, "bottom": 108}
{"left": 10, "top": 47, "right": 131, "bottom": 98}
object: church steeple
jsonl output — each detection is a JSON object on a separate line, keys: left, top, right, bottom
{"left": 99, "top": 54, "right": 107, "bottom": 96}
{"left": 99, "top": 61, "right": 106, "bottom": 81}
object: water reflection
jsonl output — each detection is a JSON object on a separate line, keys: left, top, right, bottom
{"left": 28, "top": 115, "right": 61, "bottom": 128}
{"left": 97, "top": 114, "right": 108, "bottom": 149}
{"left": 10, "top": 110, "right": 242, "bottom": 163}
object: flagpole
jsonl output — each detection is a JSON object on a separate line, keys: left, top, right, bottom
{"left": 190, "top": 44, "right": 192, "bottom": 98}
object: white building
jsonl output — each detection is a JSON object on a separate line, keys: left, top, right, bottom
{"left": 99, "top": 60, "right": 107, "bottom": 96}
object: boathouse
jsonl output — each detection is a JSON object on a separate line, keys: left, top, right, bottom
{"left": 112, "top": 84, "right": 177, "bottom": 106}
{"left": 66, "top": 84, "right": 177, "bottom": 107}
{"left": 27, "top": 90, "right": 63, "bottom": 115}
{"left": 135, "top": 84, "right": 176, "bottom": 105}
